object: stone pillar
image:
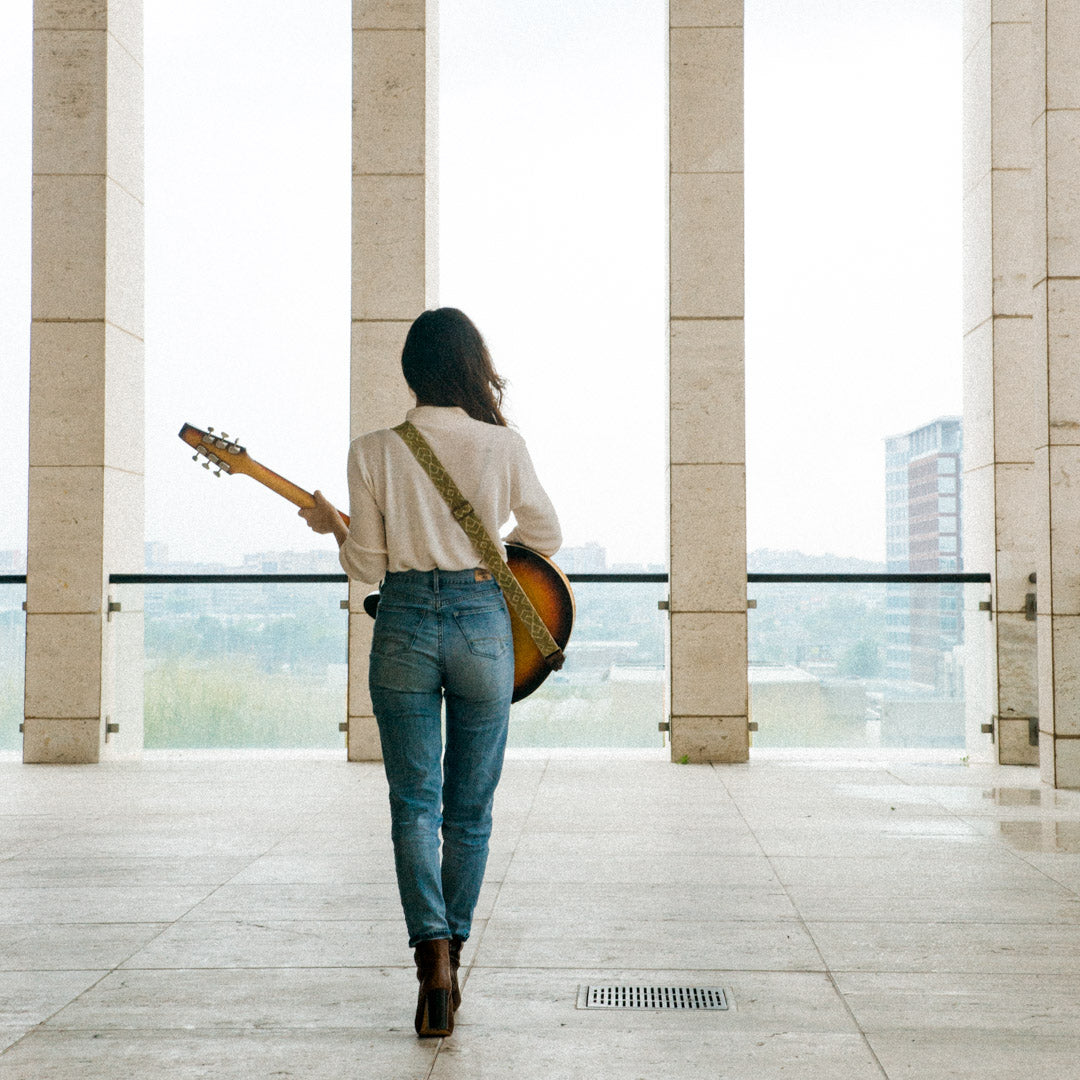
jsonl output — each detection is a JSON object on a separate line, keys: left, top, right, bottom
{"left": 1033, "top": 1, "right": 1080, "bottom": 788}
{"left": 25, "top": 0, "right": 144, "bottom": 763}
{"left": 667, "top": 1, "right": 747, "bottom": 763}
{"left": 347, "top": 0, "right": 435, "bottom": 760}
{"left": 962, "top": 1, "right": 1039, "bottom": 765}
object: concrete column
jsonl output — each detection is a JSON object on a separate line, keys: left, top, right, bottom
{"left": 1033, "top": 1, "right": 1080, "bottom": 788}
{"left": 668, "top": 1, "right": 747, "bottom": 763}
{"left": 347, "top": 0, "right": 436, "bottom": 760}
{"left": 962, "top": 1, "right": 1039, "bottom": 765}
{"left": 25, "top": 0, "right": 144, "bottom": 764}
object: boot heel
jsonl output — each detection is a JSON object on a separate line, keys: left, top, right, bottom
{"left": 413, "top": 938, "right": 454, "bottom": 1038}
{"left": 419, "top": 988, "right": 451, "bottom": 1037}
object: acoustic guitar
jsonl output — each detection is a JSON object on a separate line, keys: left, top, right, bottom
{"left": 179, "top": 422, "right": 574, "bottom": 701}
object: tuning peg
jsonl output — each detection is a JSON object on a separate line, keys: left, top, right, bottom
{"left": 202, "top": 462, "right": 211, "bottom": 470}
{"left": 214, "top": 469, "right": 222, "bottom": 477}
{"left": 207, "top": 426, "right": 215, "bottom": 433}
{"left": 192, "top": 454, "right": 199, "bottom": 461}
{"left": 221, "top": 432, "right": 230, "bottom": 440}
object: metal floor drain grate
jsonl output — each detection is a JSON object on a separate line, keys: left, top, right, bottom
{"left": 580, "top": 985, "right": 729, "bottom": 1011}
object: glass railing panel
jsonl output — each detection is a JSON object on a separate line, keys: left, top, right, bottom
{"left": 122, "top": 581, "right": 348, "bottom": 751}
{"left": 507, "top": 580, "right": 668, "bottom": 749}
{"left": 748, "top": 581, "right": 988, "bottom": 750}
{"left": 0, "top": 583, "right": 25, "bottom": 753}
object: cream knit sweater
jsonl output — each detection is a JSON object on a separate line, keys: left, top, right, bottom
{"left": 338, "top": 406, "right": 562, "bottom": 584}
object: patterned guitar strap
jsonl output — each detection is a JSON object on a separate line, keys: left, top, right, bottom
{"left": 393, "top": 421, "right": 565, "bottom": 671}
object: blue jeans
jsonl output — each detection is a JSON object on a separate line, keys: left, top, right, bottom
{"left": 369, "top": 568, "right": 514, "bottom": 947}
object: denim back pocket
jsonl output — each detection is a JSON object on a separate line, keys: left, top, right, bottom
{"left": 372, "top": 603, "right": 427, "bottom": 658}
{"left": 452, "top": 604, "right": 510, "bottom": 659}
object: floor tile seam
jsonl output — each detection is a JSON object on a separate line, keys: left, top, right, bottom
{"left": 426, "top": 1037, "right": 447, "bottom": 1074}
{"left": 0, "top": 967, "right": 120, "bottom": 976}
{"left": 823, "top": 965, "right": 1080, "bottom": 977}
{"left": 481, "top": 917, "right": 810, "bottom": 926}
{"left": 701, "top": 768, "right": 837, "bottom": 983}
{"left": 99, "top": 880, "right": 240, "bottom": 973}
{"left": 2, "top": 920, "right": 181, "bottom": 934}
{"left": 1, "top": 969, "right": 423, "bottom": 987}
{"left": 506, "top": 851, "right": 776, "bottom": 861}
{"left": 452, "top": 965, "right": 836, "bottom": 977}
{"left": 129, "top": 868, "right": 268, "bottom": 934}
{"left": 468, "top": 758, "right": 551, "bottom": 995}
{"left": 435, "top": 964, "right": 835, "bottom": 975}
{"left": 776, "top": 878, "right": 1079, "bottom": 900}
{"left": 0, "top": 1026, "right": 36, "bottom": 1060}
{"left": 0, "top": 963, "right": 831, "bottom": 975}
{"left": 94, "top": 963, "right": 422, "bottom": 972}
{"left": 171, "top": 914, "right": 440, "bottom": 929}
{"left": 855, "top": 1021, "right": 1080, "bottom": 1035}
{"left": 781, "top": 915, "right": 1080, "bottom": 926}
{"left": 447, "top": 972, "right": 833, "bottom": 980}
{"left": 802, "top": 917, "right": 1080, "bottom": 929}
{"left": 0, "top": 882, "right": 233, "bottom": 893}
{"left": 113, "top": 963, "right": 440, "bottom": 972}
{"left": 766, "top": 850, "right": 1052, "bottom": 864}
{"left": 32, "top": 1024, "right": 442, "bottom": 1036}
{"left": 0, "top": 967, "right": 118, "bottom": 1058}
{"left": 824, "top": 971, "right": 891, "bottom": 1078}
{"left": 1007, "top": 848, "right": 1080, "bottom": 896}
{"left": 208, "top": 879, "right": 402, "bottom": 886}
{"left": 498, "top": 879, "right": 783, "bottom": 887}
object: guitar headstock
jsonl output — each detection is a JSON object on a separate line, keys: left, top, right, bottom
{"left": 178, "top": 423, "right": 250, "bottom": 477}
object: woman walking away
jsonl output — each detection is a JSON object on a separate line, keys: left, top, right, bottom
{"left": 300, "top": 307, "right": 561, "bottom": 1037}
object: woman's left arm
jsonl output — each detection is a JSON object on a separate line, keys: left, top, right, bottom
{"left": 299, "top": 446, "right": 388, "bottom": 583}
{"left": 504, "top": 440, "right": 562, "bottom": 556}
{"left": 299, "top": 491, "right": 348, "bottom": 546}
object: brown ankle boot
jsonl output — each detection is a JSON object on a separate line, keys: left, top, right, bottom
{"left": 413, "top": 938, "right": 454, "bottom": 1038}
{"left": 449, "top": 936, "right": 464, "bottom": 1010}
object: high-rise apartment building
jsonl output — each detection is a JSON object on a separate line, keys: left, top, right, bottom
{"left": 884, "top": 417, "right": 963, "bottom": 689}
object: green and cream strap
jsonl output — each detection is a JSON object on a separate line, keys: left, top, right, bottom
{"left": 393, "top": 421, "right": 565, "bottom": 671}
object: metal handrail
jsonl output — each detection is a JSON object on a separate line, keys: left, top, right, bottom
{"left": 747, "top": 572, "right": 990, "bottom": 584}
{"left": 0, "top": 571, "right": 995, "bottom": 586}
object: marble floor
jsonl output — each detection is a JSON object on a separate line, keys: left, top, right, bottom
{"left": 2, "top": 751, "right": 1080, "bottom": 1078}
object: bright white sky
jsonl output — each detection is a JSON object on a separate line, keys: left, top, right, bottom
{"left": 0, "top": 0, "right": 961, "bottom": 569}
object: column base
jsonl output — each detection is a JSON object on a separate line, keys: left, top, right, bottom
{"left": 997, "top": 716, "right": 1039, "bottom": 766}
{"left": 670, "top": 715, "right": 749, "bottom": 763}
{"left": 23, "top": 718, "right": 101, "bottom": 764}
{"left": 1050, "top": 735, "right": 1080, "bottom": 790}
{"left": 346, "top": 715, "right": 383, "bottom": 762}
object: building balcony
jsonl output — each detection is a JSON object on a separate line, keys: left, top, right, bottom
{"left": 4, "top": 576, "right": 1073, "bottom": 1076}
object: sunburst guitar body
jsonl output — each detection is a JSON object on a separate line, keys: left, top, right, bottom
{"left": 178, "top": 422, "right": 574, "bottom": 701}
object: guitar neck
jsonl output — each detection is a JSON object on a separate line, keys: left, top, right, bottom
{"left": 178, "top": 423, "right": 351, "bottom": 527}
{"left": 245, "top": 459, "right": 351, "bottom": 527}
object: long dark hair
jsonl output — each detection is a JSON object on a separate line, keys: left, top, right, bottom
{"left": 401, "top": 308, "right": 508, "bottom": 427}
